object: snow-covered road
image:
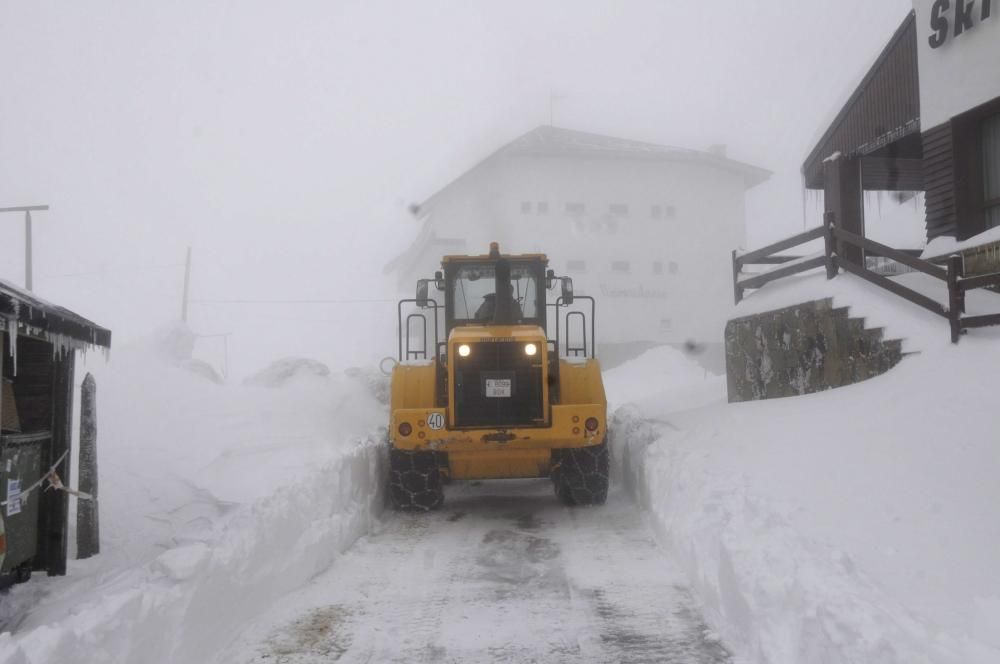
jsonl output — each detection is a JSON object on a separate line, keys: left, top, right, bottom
{"left": 214, "top": 479, "right": 731, "bottom": 664}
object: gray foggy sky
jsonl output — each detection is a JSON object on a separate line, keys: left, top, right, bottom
{"left": 0, "top": 1, "right": 913, "bottom": 372}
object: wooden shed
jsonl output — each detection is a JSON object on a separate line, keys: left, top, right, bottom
{"left": 0, "top": 278, "right": 111, "bottom": 582}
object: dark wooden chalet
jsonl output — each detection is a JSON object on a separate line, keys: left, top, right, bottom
{"left": 0, "top": 279, "right": 111, "bottom": 582}
{"left": 802, "top": 12, "right": 923, "bottom": 266}
{"left": 803, "top": 9, "right": 1000, "bottom": 270}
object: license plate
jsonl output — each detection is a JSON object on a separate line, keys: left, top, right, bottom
{"left": 484, "top": 378, "right": 512, "bottom": 398}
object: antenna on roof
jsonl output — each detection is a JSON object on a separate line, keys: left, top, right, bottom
{"left": 0, "top": 204, "right": 49, "bottom": 291}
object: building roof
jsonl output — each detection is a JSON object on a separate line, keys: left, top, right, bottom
{"left": 802, "top": 11, "right": 922, "bottom": 190}
{"left": 386, "top": 125, "right": 771, "bottom": 279}
{"left": 420, "top": 125, "right": 771, "bottom": 211}
{"left": 1, "top": 278, "right": 112, "bottom": 349}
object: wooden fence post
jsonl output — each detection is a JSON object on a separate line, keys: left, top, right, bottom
{"left": 947, "top": 254, "right": 965, "bottom": 344}
{"left": 77, "top": 373, "right": 99, "bottom": 559}
{"left": 823, "top": 211, "right": 839, "bottom": 280}
{"left": 731, "top": 249, "right": 743, "bottom": 304}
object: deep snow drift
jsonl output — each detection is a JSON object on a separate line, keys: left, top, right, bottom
{"left": 0, "top": 325, "right": 388, "bottom": 663}
{"left": 1, "top": 281, "right": 998, "bottom": 664}
{"left": 609, "top": 293, "right": 1000, "bottom": 663}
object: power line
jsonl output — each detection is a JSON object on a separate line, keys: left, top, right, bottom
{"left": 38, "top": 263, "right": 185, "bottom": 280}
{"left": 191, "top": 298, "right": 396, "bottom": 305}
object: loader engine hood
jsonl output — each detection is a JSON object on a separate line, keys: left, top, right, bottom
{"left": 448, "top": 326, "right": 548, "bottom": 429}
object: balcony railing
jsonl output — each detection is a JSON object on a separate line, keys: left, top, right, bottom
{"left": 731, "top": 212, "right": 1000, "bottom": 343}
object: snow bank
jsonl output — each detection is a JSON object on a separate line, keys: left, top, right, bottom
{"left": 602, "top": 344, "right": 724, "bottom": 413}
{"left": 606, "top": 333, "right": 1000, "bottom": 663}
{"left": 242, "top": 357, "right": 331, "bottom": 387}
{"left": 0, "top": 326, "right": 388, "bottom": 663}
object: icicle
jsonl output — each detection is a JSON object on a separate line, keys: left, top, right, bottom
{"left": 10, "top": 324, "right": 17, "bottom": 377}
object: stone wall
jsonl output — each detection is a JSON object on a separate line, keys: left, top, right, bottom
{"left": 725, "top": 299, "right": 903, "bottom": 402}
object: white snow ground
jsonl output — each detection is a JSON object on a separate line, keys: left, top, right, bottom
{"left": 610, "top": 277, "right": 1000, "bottom": 663}
{"left": 213, "top": 480, "right": 731, "bottom": 664}
{"left": 1, "top": 269, "right": 999, "bottom": 664}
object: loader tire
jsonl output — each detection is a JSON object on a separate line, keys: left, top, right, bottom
{"left": 389, "top": 448, "right": 445, "bottom": 512}
{"left": 551, "top": 441, "right": 609, "bottom": 506}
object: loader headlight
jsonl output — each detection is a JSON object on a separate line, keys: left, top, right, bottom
{"left": 458, "top": 344, "right": 471, "bottom": 357}
{"left": 524, "top": 343, "right": 537, "bottom": 356}
{"left": 398, "top": 422, "right": 413, "bottom": 437}
{"left": 585, "top": 417, "right": 599, "bottom": 432}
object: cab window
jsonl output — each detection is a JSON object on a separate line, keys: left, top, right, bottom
{"left": 451, "top": 263, "right": 539, "bottom": 323}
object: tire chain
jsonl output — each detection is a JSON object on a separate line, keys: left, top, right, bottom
{"left": 550, "top": 441, "right": 610, "bottom": 506}
{"left": 388, "top": 448, "right": 445, "bottom": 511}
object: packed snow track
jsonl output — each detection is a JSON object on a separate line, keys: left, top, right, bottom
{"left": 214, "top": 479, "right": 729, "bottom": 664}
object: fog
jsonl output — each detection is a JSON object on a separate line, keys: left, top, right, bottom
{"left": 1, "top": 1, "right": 913, "bottom": 376}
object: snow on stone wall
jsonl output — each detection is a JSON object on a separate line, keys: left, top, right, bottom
{"left": 724, "top": 298, "right": 903, "bottom": 402}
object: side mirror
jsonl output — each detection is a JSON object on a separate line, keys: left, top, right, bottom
{"left": 546, "top": 269, "right": 555, "bottom": 289}
{"left": 561, "top": 277, "right": 574, "bottom": 305}
{"left": 434, "top": 271, "right": 445, "bottom": 291}
{"left": 416, "top": 279, "right": 430, "bottom": 307}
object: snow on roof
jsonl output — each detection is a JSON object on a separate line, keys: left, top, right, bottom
{"left": 921, "top": 225, "right": 1000, "bottom": 260}
{"left": 0, "top": 277, "right": 112, "bottom": 348}
{"left": 420, "top": 125, "right": 772, "bottom": 210}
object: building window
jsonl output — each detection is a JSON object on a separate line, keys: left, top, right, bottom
{"left": 537, "top": 201, "right": 549, "bottom": 215}
{"left": 521, "top": 201, "right": 532, "bottom": 214}
{"left": 651, "top": 204, "right": 676, "bottom": 219}
{"left": 609, "top": 203, "right": 629, "bottom": 216}
{"left": 668, "top": 261, "right": 679, "bottom": 274}
{"left": 566, "top": 202, "right": 586, "bottom": 215}
{"left": 611, "top": 260, "right": 630, "bottom": 274}
{"left": 652, "top": 261, "right": 663, "bottom": 275}
{"left": 567, "top": 259, "right": 586, "bottom": 273}
{"left": 984, "top": 113, "right": 1000, "bottom": 229}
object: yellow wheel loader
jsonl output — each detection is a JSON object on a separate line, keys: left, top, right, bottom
{"left": 388, "top": 243, "right": 608, "bottom": 510}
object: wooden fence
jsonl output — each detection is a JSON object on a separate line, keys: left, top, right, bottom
{"left": 731, "top": 211, "right": 1000, "bottom": 343}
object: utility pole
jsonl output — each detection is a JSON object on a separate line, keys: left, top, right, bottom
{"left": 0, "top": 205, "right": 49, "bottom": 291}
{"left": 181, "top": 246, "right": 192, "bottom": 323}
{"left": 548, "top": 91, "right": 567, "bottom": 127}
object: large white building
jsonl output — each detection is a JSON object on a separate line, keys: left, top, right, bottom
{"left": 386, "top": 126, "right": 770, "bottom": 346}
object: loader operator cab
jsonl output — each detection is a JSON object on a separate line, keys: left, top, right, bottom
{"left": 447, "top": 253, "right": 540, "bottom": 329}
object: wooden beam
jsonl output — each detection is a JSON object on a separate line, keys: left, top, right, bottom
{"left": 832, "top": 226, "right": 947, "bottom": 280}
{"left": 961, "top": 313, "right": 1000, "bottom": 329}
{"left": 959, "top": 271, "right": 1000, "bottom": 291}
{"left": 837, "top": 258, "right": 947, "bottom": 318}
{"left": 737, "top": 226, "right": 825, "bottom": 265}
{"left": 824, "top": 155, "right": 865, "bottom": 267}
{"left": 738, "top": 255, "right": 826, "bottom": 290}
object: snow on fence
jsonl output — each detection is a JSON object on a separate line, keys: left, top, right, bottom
{"left": 731, "top": 211, "right": 1000, "bottom": 342}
